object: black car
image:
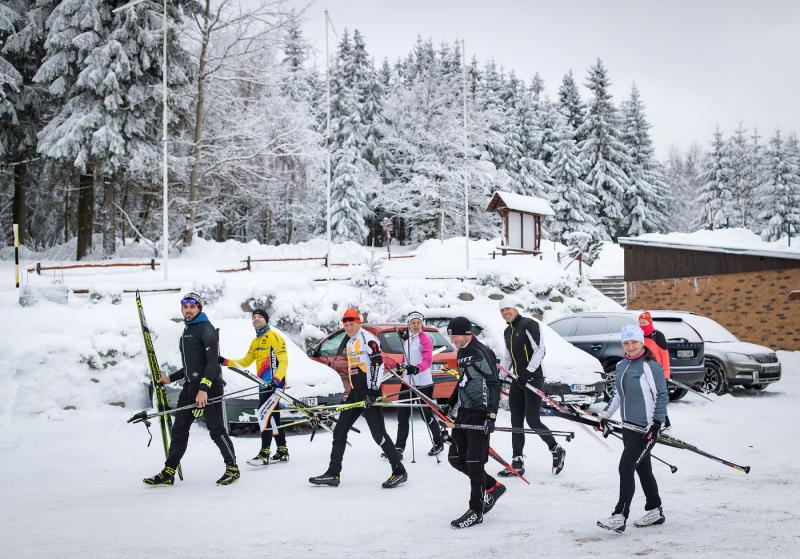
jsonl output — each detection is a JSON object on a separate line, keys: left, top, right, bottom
{"left": 547, "top": 311, "right": 705, "bottom": 401}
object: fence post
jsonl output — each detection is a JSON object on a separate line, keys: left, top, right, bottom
{"left": 150, "top": 258, "right": 155, "bottom": 271}
{"left": 247, "top": 255, "right": 251, "bottom": 271}
{"left": 578, "top": 252, "right": 582, "bottom": 275}
{"left": 36, "top": 262, "right": 42, "bottom": 275}
{"left": 13, "top": 224, "right": 19, "bottom": 288}
{"left": 323, "top": 255, "right": 328, "bottom": 268}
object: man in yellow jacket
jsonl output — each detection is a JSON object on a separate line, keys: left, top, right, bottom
{"left": 220, "top": 309, "right": 289, "bottom": 466}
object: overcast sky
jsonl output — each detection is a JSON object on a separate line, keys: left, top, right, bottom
{"left": 286, "top": 0, "right": 800, "bottom": 158}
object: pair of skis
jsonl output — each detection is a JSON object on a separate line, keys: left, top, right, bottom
{"left": 135, "top": 291, "right": 184, "bottom": 480}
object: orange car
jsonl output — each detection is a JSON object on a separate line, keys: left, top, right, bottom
{"left": 306, "top": 323, "right": 458, "bottom": 402}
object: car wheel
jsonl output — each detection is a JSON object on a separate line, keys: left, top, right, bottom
{"left": 702, "top": 362, "right": 727, "bottom": 395}
{"left": 668, "top": 387, "right": 688, "bottom": 401}
{"left": 601, "top": 362, "right": 617, "bottom": 401}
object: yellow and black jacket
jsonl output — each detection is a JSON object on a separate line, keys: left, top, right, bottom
{"left": 222, "top": 326, "right": 288, "bottom": 389}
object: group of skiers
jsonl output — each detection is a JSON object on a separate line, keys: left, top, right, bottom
{"left": 143, "top": 292, "right": 671, "bottom": 532}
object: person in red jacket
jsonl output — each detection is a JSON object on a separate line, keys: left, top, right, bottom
{"left": 639, "top": 311, "right": 672, "bottom": 430}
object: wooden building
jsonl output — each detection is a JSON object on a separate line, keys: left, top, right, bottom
{"left": 485, "top": 191, "right": 554, "bottom": 255}
{"left": 620, "top": 237, "right": 800, "bottom": 350}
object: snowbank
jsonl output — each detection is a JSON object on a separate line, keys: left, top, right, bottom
{"left": 589, "top": 241, "right": 625, "bottom": 278}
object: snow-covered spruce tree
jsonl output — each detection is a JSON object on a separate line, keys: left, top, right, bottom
{"left": 547, "top": 113, "right": 600, "bottom": 246}
{"left": 327, "top": 29, "right": 372, "bottom": 242}
{"left": 696, "top": 127, "right": 733, "bottom": 229}
{"left": 758, "top": 129, "right": 800, "bottom": 241}
{"left": 620, "top": 84, "right": 670, "bottom": 235}
{"left": 744, "top": 126, "right": 766, "bottom": 231}
{"left": 577, "top": 59, "right": 630, "bottom": 240}
{"left": 727, "top": 123, "right": 757, "bottom": 228}
{"left": 500, "top": 71, "right": 550, "bottom": 197}
{"left": 0, "top": 1, "right": 57, "bottom": 246}
{"left": 557, "top": 70, "right": 585, "bottom": 142}
{"left": 664, "top": 144, "right": 703, "bottom": 232}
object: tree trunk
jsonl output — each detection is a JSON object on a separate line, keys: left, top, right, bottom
{"left": 76, "top": 167, "right": 94, "bottom": 260}
{"left": 101, "top": 171, "right": 116, "bottom": 258}
{"left": 183, "top": 0, "right": 212, "bottom": 247}
{"left": 120, "top": 182, "right": 129, "bottom": 246}
{"left": 13, "top": 163, "right": 27, "bottom": 245}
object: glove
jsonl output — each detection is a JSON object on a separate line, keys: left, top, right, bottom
{"left": 218, "top": 356, "right": 226, "bottom": 365}
{"left": 364, "top": 390, "right": 380, "bottom": 409}
{"left": 484, "top": 419, "right": 495, "bottom": 434}
{"left": 192, "top": 407, "right": 204, "bottom": 418}
{"left": 596, "top": 410, "right": 613, "bottom": 438}
{"left": 397, "top": 328, "right": 409, "bottom": 341}
{"left": 440, "top": 404, "right": 452, "bottom": 418}
{"left": 405, "top": 364, "right": 419, "bottom": 376}
{"left": 645, "top": 420, "right": 662, "bottom": 442}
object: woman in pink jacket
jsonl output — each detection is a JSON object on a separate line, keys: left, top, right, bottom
{"left": 392, "top": 311, "right": 445, "bottom": 457}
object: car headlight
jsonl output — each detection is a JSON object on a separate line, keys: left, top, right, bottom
{"left": 727, "top": 352, "right": 756, "bottom": 365}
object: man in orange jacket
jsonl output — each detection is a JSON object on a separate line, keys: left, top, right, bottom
{"left": 639, "top": 311, "right": 672, "bottom": 430}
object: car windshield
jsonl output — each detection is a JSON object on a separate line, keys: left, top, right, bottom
{"left": 652, "top": 318, "right": 703, "bottom": 343}
{"left": 378, "top": 331, "right": 454, "bottom": 354}
{"left": 677, "top": 315, "right": 739, "bottom": 343}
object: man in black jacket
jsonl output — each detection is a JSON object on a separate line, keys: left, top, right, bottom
{"left": 143, "top": 292, "right": 239, "bottom": 486}
{"left": 498, "top": 301, "right": 565, "bottom": 477}
{"left": 444, "top": 316, "right": 506, "bottom": 529}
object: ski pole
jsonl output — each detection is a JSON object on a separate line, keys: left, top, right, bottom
{"left": 667, "top": 378, "right": 714, "bottom": 402}
{"left": 128, "top": 385, "right": 262, "bottom": 424}
{"left": 453, "top": 423, "right": 574, "bottom": 439}
{"left": 615, "top": 420, "right": 750, "bottom": 474}
{"left": 385, "top": 364, "right": 530, "bottom": 485}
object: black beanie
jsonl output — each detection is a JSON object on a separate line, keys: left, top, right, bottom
{"left": 252, "top": 309, "right": 269, "bottom": 323}
{"left": 447, "top": 316, "right": 472, "bottom": 336}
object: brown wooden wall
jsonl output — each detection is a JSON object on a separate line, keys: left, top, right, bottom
{"left": 627, "top": 269, "right": 800, "bottom": 350}
{"left": 622, "top": 244, "right": 800, "bottom": 281}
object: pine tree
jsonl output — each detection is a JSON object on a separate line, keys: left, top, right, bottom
{"left": 620, "top": 84, "right": 670, "bottom": 235}
{"left": 577, "top": 59, "right": 629, "bottom": 239}
{"left": 548, "top": 114, "right": 600, "bottom": 246}
{"left": 727, "top": 123, "right": 755, "bottom": 227}
{"left": 758, "top": 129, "right": 800, "bottom": 241}
{"left": 327, "top": 29, "right": 372, "bottom": 242}
{"left": 697, "top": 127, "right": 734, "bottom": 229}
{"left": 557, "top": 70, "right": 585, "bottom": 141}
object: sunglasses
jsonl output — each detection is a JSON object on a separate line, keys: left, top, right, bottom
{"left": 181, "top": 298, "right": 200, "bottom": 306}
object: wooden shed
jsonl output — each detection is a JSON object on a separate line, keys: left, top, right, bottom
{"left": 485, "top": 191, "right": 554, "bottom": 255}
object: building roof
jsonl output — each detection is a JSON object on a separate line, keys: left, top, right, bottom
{"left": 485, "top": 191, "right": 554, "bottom": 216}
{"left": 618, "top": 236, "right": 800, "bottom": 262}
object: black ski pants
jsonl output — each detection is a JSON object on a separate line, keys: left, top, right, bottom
{"left": 613, "top": 429, "right": 662, "bottom": 517}
{"left": 395, "top": 385, "right": 443, "bottom": 450}
{"left": 259, "top": 390, "right": 287, "bottom": 451}
{"left": 166, "top": 383, "right": 236, "bottom": 469}
{"left": 509, "top": 376, "right": 556, "bottom": 455}
{"left": 328, "top": 389, "right": 404, "bottom": 476}
{"left": 448, "top": 408, "right": 497, "bottom": 513}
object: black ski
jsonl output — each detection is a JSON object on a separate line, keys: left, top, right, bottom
{"left": 135, "top": 291, "right": 183, "bottom": 480}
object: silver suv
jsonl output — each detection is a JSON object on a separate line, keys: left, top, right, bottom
{"left": 665, "top": 312, "right": 782, "bottom": 394}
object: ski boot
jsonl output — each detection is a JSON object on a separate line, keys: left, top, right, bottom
{"left": 634, "top": 506, "right": 665, "bottom": 527}
{"left": 427, "top": 443, "right": 444, "bottom": 456}
{"left": 551, "top": 444, "right": 566, "bottom": 475}
{"left": 451, "top": 509, "right": 483, "bottom": 529}
{"left": 597, "top": 513, "right": 626, "bottom": 533}
{"left": 309, "top": 472, "right": 340, "bottom": 487}
{"left": 270, "top": 446, "right": 290, "bottom": 463}
{"left": 482, "top": 481, "right": 506, "bottom": 514}
{"left": 381, "top": 469, "right": 408, "bottom": 489}
{"left": 246, "top": 449, "right": 270, "bottom": 467}
{"left": 216, "top": 464, "right": 241, "bottom": 486}
{"left": 143, "top": 467, "right": 175, "bottom": 487}
{"left": 498, "top": 456, "right": 524, "bottom": 477}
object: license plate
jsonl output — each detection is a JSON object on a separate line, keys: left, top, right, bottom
{"left": 431, "top": 363, "right": 445, "bottom": 372}
{"left": 301, "top": 396, "right": 318, "bottom": 406}
{"left": 677, "top": 350, "right": 694, "bottom": 359}
{"left": 570, "top": 383, "right": 592, "bottom": 393}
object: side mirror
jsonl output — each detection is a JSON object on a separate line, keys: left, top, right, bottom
{"left": 306, "top": 348, "right": 317, "bottom": 357}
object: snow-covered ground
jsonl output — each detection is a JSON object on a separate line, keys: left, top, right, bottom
{"left": 1, "top": 353, "right": 798, "bottom": 558}
{"left": 3, "top": 236, "right": 798, "bottom": 558}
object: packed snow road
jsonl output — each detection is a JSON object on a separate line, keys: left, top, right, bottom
{"left": 2, "top": 354, "right": 799, "bottom": 558}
